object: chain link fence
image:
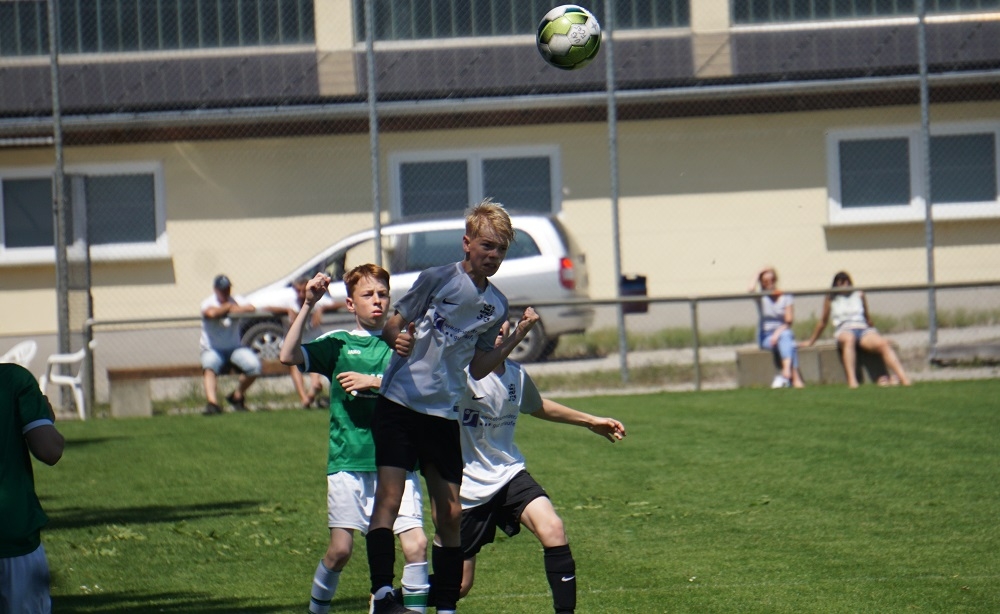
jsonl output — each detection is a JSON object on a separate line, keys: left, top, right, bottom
{"left": 1, "top": 0, "right": 999, "bottom": 411}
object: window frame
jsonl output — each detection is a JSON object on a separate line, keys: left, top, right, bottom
{"left": 0, "top": 161, "right": 168, "bottom": 265}
{"left": 826, "top": 122, "right": 1000, "bottom": 226}
{"left": 388, "top": 145, "right": 563, "bottom": 219}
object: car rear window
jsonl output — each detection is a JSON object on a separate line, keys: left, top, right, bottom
{"left": 402, "top": 228, "right": 540, "bottom": 272}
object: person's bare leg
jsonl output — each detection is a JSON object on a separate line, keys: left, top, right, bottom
{"left": 791, "top": 367, "right": 805, "bottom": 388}
{"left": 837, "top": 333, "right": 859, "bottom": 388}
{"left": 290, "top": 366, "right": 312, "bottom": 406}
{"left": 862, "top": 334, "right": 911, "bottom": 386}
{"left": 234, "top": 374, "right": 257, "bottom": 399}
{"left": 203, "top": 370, "right": 219, "bottom": 404}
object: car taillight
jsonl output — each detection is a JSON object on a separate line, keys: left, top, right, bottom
{"left": 559, "top": 257, "right": 576, "bottom": 290}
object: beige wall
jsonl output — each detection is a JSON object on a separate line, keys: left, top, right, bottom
{"left": 2, "top": 101, "right": 998, "bottom": 335}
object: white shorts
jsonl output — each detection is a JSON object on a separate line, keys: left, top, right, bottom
{"left": 327, "top": 471, "right": 423, "bottom": 535}
{"left": 0, "top": 543, "right": 51, "bottom": 614}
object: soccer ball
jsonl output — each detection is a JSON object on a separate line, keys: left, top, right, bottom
{"left": 536, "top": 5, "right": 602, "bottom": 71}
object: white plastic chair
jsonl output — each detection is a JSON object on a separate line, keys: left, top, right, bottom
{"left": 38, "top": 340, "right": 96, "bottom": 421}
{"left": 0, "top": 340, "right": 38, "bottom": 369}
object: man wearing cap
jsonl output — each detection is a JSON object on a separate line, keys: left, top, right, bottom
{"left": 200, "top": 274, "right": 262, "bottom": 415}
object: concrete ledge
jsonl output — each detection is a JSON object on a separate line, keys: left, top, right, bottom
{"left": 736, "top": 343, "right": 891, "bottom": 388}
{"left": 930, "top": 342, "right": 1000, "bottom": 366}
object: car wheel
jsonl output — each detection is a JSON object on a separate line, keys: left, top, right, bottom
{"left": 508, "top": 319, "right": 548, "bottom": 363}
{"left": 242, "top": 321, "right": 286, "bottom": 361}
{"left": 539, "top": 336, "right": 560, "bottom": 361}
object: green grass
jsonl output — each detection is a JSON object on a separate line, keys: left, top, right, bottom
{"left": 38, "top": 380, "right": 1000, "bottom": 613}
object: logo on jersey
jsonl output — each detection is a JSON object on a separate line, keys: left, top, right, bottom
{"left": 433, "top": 313, "right": 446, "bottom": 332}
{"left": 477, "top": 304, "right": 496, "bottom": 321}
{"left": 347, "top": 349, "right": 361, "bottom": 355}
{"left": 462, "top": 408, "right": 480, "bottom": 427}
{"left": 507, "top": 383, "right": 517, "bottom": 402}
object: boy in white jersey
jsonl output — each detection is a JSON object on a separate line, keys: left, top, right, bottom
{"left": 279, "top": 265, "right": 429, "bottom": 614}
{"left": 367, "top": 200, "right": 540, "bottom": 614}
{"left": 448, "top": 321, "right": 626, "bottom": 614}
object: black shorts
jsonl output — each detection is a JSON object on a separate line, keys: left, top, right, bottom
{"left": 460, "top": 470, "right": 548, "bottom": 559}
{"left": 371, "top": 395, "right": 463, "bottom": 485}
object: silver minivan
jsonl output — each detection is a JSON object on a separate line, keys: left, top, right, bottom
{"left": 241, "top": 215, "right": 593, "bottom": 362}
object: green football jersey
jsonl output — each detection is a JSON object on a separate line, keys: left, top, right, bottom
{"left": 303, "top": 329, "right": 393, "bottom": 474}
{"left": 0, "top": 364, "right": 53, "bottom": 557}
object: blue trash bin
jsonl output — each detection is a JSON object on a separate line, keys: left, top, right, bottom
{"left": 620, "top": 275, "right": 648, "bottom": 314}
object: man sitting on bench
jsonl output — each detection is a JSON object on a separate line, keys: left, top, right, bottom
{"left": 200, "top": 274, "right": 262, "bottom": 414}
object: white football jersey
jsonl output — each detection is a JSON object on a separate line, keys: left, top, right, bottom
{"left": 457, "top": 360, "right": 543, "bottom": 509}
{"left": 381, "top": 262, "right": 508, "bottom": 419}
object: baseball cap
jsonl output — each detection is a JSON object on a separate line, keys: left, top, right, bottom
{"left": 213, "top": 274, "right": 232, "bottom": 291}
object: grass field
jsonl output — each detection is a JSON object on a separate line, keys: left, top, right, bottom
{"left": 38, "top": 380, "right": 1000, "bottom": 613}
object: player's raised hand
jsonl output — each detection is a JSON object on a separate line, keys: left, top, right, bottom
{"left": 513, "top": 307, "right": 540, "bottom": 338}
{"left": 305, "top": 273, "right": 331, "bottom": 305}
{"left": 589, "top": 417, "right": 627, "bottom": 443}
{"left": 395, "top": 322, "right": 417, "bottom": 357}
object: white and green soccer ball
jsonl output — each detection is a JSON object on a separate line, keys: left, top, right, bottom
{"left": 536, "top": 5, "right": 602, "bottom": 71}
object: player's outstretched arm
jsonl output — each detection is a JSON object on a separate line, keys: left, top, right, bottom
{"left": 803, "top": 295, "right": 832, "bottom": 347}
{"left": 531, "top": 398, "right": 626, "bottom": 443}
{"left": 469, "top": 307, "right": 540, "bottom": 380}
{"left": 279, "top": 273, "right": 330, "bottom": 366}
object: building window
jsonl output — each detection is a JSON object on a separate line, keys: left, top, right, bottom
{"left": 733, "top": 0, "right": 1000, "bottom": 24}
{"left": 390, "top": 147, "right": 561, "bottom": 218}
{"left": 827, "top": 125, "right": 1000, "bottom": 225}
{"left": 0, "top": 0, "right": 314, "bottom": 57}
{"left": 0, "top": 163, "right": 167, "bottom": 264}
{"left": 353, "top": 0, "right": 688, "bottom": 42}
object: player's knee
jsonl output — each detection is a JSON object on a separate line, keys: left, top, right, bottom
{"left": 400, "top": 533, "right": 428, "bottom": 563}
{"left": 536, "top": 515, "right": 567, "bottom": 545}
{"left": 323, "top": 545, "right": 351, "bottom": 570}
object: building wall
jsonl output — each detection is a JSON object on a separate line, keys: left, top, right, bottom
{"left": 1, "top": 100, "right": 998, "bottom": 335}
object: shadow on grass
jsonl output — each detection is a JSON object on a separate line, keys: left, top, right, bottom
{"left": 46, "top": 500, "right": 263, "bottom": 530}
{"left": 55, "top": 591, "right": 301, "bottom": 613}
{"left": 66, "top": 436, "right": 129, "bottom": 446}
{"left": 54, "top": 591, "right": 371, "bottom": 613}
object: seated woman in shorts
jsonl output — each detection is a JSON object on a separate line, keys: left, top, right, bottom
{"left": 803, "top": 271, "right": 911, "bottom": 388}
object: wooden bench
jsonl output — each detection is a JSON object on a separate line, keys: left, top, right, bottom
{"left": 736, "top": 343, "right": 891, "bottom": 388}
{"left": 107, "top": 360, "right": 288, "bottom": 418}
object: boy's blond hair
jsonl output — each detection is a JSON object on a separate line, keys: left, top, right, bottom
{"left": 465, "top": 198, "right": 515, "bottom": 247}
{"left": 343, "top": 263, "right": 390, "bottom": 298}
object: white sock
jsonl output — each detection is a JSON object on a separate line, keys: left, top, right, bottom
{"left": 401, "top": 562, "right": 430, "bottom": 613}
{"left": 309, "top": 561, "right": 340, "bottom": 614}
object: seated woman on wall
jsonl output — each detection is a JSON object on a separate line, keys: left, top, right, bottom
{"left": 750, "top": 267, "right": 805, "bottom": 389}
{"left": 803, "top": 271, "right": 911, "bottom": 388}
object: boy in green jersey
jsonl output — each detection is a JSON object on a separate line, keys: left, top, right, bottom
{"left": 280, "top": 265, "right": 429, "bottom": 614}
{"left": 1, "top": 363, "right": 65, "bottom": 614}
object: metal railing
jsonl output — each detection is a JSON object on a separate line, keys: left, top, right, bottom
{"left": 69, "top": 279, "right": 1000, "bottom": 413}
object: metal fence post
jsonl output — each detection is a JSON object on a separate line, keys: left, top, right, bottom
{"left": 604, "top": 2, "right": 628, "bottom": 384}
{"left": 918, "top": 0, "right": 938, "bottom": 349}
{"left": 690, "top": 299, "right": 702, "bottom": 391}
{"left": 365, "top": 0, "right": 383, "bottom": 265}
